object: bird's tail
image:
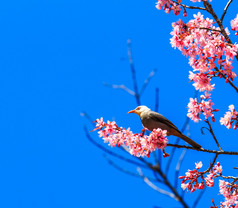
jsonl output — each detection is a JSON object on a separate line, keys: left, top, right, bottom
{"left": 179, "top": 134, "right": 201, "bottom": 149}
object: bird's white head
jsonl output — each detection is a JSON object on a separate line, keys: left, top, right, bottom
{"left": 128, "top": 105, "right": 151, "bottom": 116}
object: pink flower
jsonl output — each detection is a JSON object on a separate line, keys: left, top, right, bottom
{"left": 219, "top": 180, "right": 238, "bottom": 207}
{"left": 155, "top": 0, "right": 182, "bottom": 16}
{"left": 180, "top": 162, "right": 222, "bottom": 192}
{"left": 170, "top": 13, "right": 238, "bottom": 92}
{"left": 195, "top": 161, "right": 203, "bottom": 169}
{"left": 220, "top": 105, "right": 238, "bottom": 129}
{"left": 92, "top": 118, "right": 168, "bottom": 158}
{"left": 231, "top": 14, "right": 238, "bottom": 35}
{"left": 187, "top": 92, "right": 217, "bottom": 122}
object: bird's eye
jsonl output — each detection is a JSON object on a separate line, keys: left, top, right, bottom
{"left": 136, "top": 107, "right": 141, "bottom": 110}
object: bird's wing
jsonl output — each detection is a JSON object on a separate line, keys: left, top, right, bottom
{"left": 148, "top": 111, "right": 181, "bottom": 133}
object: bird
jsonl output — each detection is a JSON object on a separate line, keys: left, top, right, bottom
{"left": 128, "top": 105, "right": 201, "bottom": 148}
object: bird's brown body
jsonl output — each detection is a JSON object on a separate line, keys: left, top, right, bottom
{"left": 128, "top": 106, "right": 201, "bottom": 149}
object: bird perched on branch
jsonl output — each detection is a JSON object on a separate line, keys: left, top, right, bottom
{"left": 128, "top": 105, "right": 201, "bottom": 149}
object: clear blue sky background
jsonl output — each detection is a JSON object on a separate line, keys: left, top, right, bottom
{"left": 0, "top": 0, "right": 237, "bottom": 207}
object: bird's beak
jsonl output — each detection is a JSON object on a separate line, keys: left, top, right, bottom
{"left": 128, "top": 109, "right": 135, "bottom": 114}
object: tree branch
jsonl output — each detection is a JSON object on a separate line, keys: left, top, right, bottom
{"left": 139, "top": 68, "right": 157, "bottom": 96}
{"left": 103, "top": 82, "right": 136, "bottom": 96}
{"left": 172, "top": 0, "right": 206, "bottom": 10}
{"left": 167, "top": 144, "right": 238, "bottom": 155}
{"left": 203, "top": 1, "right": 238, "bottom": 60}
{"left": 220, "top": 0, "right": 233, "bottom": 23}
{"left": 205, "top": 119, "right": 223, "bottom": 151}
{"left": 104, "top": 155, "right": 159, "bottom": 182}
{"left": 137, "top": 168, "right": 177, "bottom": 200}
{"left": 127, "top": 39, "right": 140, "bottom": 105}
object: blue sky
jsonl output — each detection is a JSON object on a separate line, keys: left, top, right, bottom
{"left": 0, "top": 0, "right": 237, "bottom": 207}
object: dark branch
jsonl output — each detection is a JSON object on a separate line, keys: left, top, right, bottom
{"left": 214, "top": 67, "right": 238, "bottom": 93}
{"left": 206, "top": 119, "right": 223, "bottom": 151}
{"left": 172, "top": 0, "right": 206, "bottom": 10}
{"left": 220, "top": 0, "right": 233, "bottom": 23}
{"left": 127, "top": 39, "right": 140, "bottom": 105}
{"left": 167, "top": 144, "right": 238, "bottom": 155}
{"left": 155, "top": 88, "right": 159, "bottom": 113}
{"left": 203, "top": 1, "right": 238, "bottom": 60}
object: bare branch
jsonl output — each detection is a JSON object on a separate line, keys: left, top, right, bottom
{"left": 221, "top": 0, "right": 233, "bottom": 23}
{"left": 127, "top": 39, "right": 140, "bottom": 105}
{"left": 139, "top": 68, "right": 157, "bottom": 96}
{"left": 103, "top": 82, "right": 136, "bottom": 96}
{"left": 80, "top": 111, "right": 95, "bottom": 125}
{"left": 205, "top": 119, "right": 223, "bottom": 151}
{"left": 214, "top": 67, "right": 238, "bottom": 93}
{"left": 155, "top": 88, "right": 159, "bottom": 113}
{"left": 167, "top": 144, "right": 238, "bottom": 155}
{"left": 137, "top": 168, "right": 178, "bottom": 200}
{"left": 192, "top": 188, "right": 206, "bottom": 208}
{"left": 174, "top": 149, "right": 187, "bottom": 188}
{"left": 202, "top": 154, "right": 219, "bottom": 174}
{"left": 171, "top": 0, "right": 206, "bottom": 10}
{"left": 104, "top": 155, "right": 158, "bottom": 181}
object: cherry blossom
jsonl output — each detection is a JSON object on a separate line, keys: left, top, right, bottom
{"left": 179, "top": 162, "right": 222, "bottom": 192}
{"left": 155, "top": 0, "right": 182, "bottom": 16}
{"left": 220, "top": 105, "right": 238, "bottom": 129}
{"left": 187, "top": 92, "right": 218, "bottom": 122}
{"left": 219, "top": 180, "right": 238, "bottom": 208}
{"left": 231, "top": 14, "right": 238, "bottom": 35}
{"left": 92, "top": 118, "right": 168, "bottom": 158}
{"left": 170, "top": 13, "right": 238, "bottom": 92}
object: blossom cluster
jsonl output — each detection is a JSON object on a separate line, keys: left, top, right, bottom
{"left": 171, "top": 13, "right": 238, "bottom": 92}
{"left": 155, "top": 0, "right": 182, "bottom": 16}
{"left": 220, "top": 105, "right": 238, "bottom": 129}
{"left": 219, "top": 180, "right": 238, "bottom": 208}
{"left": 179, "top": 161, "right": 222, "bottom": 192}
{"left": 155, "top": 0, "right": 212, "bottom": 16}
{"left": 92, "top": 118, "right": 168, "bottom": 158}
{"left": 187, "top": 92, "right": 218, "bottom": 122}
{"left": 231, "top": 14, "right": 238, "bottom": 35}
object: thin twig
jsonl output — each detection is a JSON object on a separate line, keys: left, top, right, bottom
{"left": 171, "top": 0, "right": 206, "bottom": 10}
{"left": 137, "top": 168, "right": 177, "bottom": 200}
{"left": 197, "top": 27, "right": 222, "bottom": 33}
{"left": 155, "top": 88, "right": 159, "bottom": 113}
{"left": 219, "top": 175, "right": 238, "bottom": 180}
{"left": 80, "top": 111, "right": 95, "bottom": 125}
{"left": 103, "top": 82, "right": 136, "bottom": 96}
{"left": 214, "top": 68, "right": 238, "bottom": 93}
{"left": 167, "top": 144, "right": 238, "bottom": 155}
{"left": 220, "top": 0, "right": 233, "bottom": 23}
{"left": 202, "top": 154, "right": 219, "bottom": 174}
{"left": 192, "top": 188, "right": 206, "bottom": 208}
{"left": 139, "top": 68, "right": 157, "bottom": 96}
{"left": 104, "top": 155, "right": 158, "bottom": 182}
{"left": 127, "top": 39, "right": 140, "bottom": 105}
{"left": 206, "top": 119, "right": 223, "bottom": 151}
{"left": 174, "top": 149, "right": 187, "bottom": 188}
